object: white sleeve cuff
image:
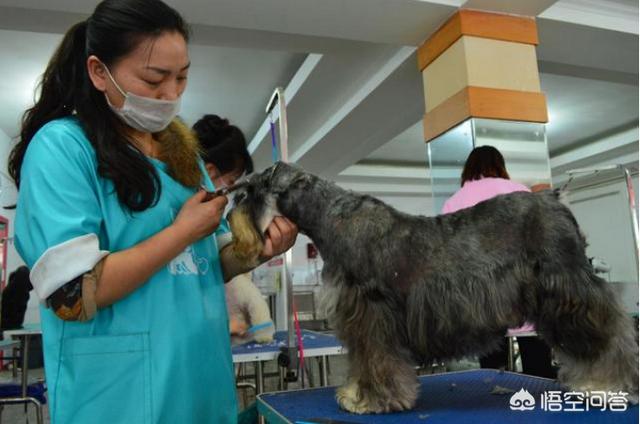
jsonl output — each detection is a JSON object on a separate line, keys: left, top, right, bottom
{"left": 29, "top": 233, "right": 110, "bottom": 302}
{"left": 216, "top": 232, "right": 233, "bottom": 251}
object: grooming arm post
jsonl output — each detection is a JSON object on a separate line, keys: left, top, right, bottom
{"left": 266, "top": 87, "right": 299, "bottom": 382}
{"left": 621, "top": 166, "right": 640, "bottom": 264}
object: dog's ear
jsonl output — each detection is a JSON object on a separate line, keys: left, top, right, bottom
{"left": 288, "top": 173, "right": 314, "bottom": 190}
{"left": 267, "top": 162, "right": 283, "bottom": 184}
{"left": 266, "top": 162, "right": 313, "bottom": 194}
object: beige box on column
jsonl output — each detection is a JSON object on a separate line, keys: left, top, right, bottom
{"left": 423, "top": 36, "right": 541, "bottom": 112}
{"left": 418, "top": 9, "right": 547, "bottom": 142}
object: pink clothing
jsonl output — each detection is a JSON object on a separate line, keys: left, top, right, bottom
{"left": 507, "top": 323, "right": 536, "bottom": 336}
{"left": 442, "top": 177, "right": 533, "bottom": 334}
{"left": 441, "top": 177, "right": 531, "bottom": 215}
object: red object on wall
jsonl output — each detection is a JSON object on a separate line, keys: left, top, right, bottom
{"left": 306, "top": 243, "right": 318, "bottom": 259}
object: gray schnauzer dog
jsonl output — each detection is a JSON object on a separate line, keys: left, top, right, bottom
{"left": 228, "top": 162, "right": 638, "bottom": 414}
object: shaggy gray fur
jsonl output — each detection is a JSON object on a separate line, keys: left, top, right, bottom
{"left": 230, "top": 162, "right": 639, "bottom": 414}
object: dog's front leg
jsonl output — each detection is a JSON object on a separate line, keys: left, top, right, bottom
{"left": 333, "top": 286, "right": 419, "bottom": 414}
{"left": 337, "top": 347, "right": 419, "bottom": 414}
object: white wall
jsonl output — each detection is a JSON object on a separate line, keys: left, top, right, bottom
{"left": 560, "top": 174, "right": 639, "bottom": 313}
{"left": 0, "top": 129, "right": 38, "bottom": 323}
{"left": 289, "top": 234, "right": 324, "bottom": 285}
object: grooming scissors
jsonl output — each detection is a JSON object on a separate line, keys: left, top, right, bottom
{"left": 200, "top": 180, "right": 249, "bottom": 201}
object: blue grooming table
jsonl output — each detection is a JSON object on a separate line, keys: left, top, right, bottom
{"left": 232, "top": 330, "right": 344, "bottom": 363}
{"left": 257, "top": 369, "right": 639, "bottom": 423}
{"left": 232, "top": 330, "right": 345, "bottom": 393}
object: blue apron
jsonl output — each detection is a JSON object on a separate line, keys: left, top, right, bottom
{"left": 15, "top": 117, "right": 237, "bottom": 423}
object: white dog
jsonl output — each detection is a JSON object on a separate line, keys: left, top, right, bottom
{"left": 225, "top": 273, "right": 275, "bottom": 344}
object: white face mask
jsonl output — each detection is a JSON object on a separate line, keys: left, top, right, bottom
{"left": 103, "top": 65, "right": 180, "bottom": 133}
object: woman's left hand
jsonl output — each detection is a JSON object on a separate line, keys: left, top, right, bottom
{"left": 260, "top": 217, "right": 298, "bottom": 261}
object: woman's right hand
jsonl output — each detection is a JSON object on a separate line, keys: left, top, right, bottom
{"left": 173, "top": 189, "right": 228, "bottom": 244}
{"left": 94, "top": 190, "right": 227, "bottom": 309}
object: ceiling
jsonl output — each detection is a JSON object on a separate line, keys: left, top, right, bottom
{"left": 0, "top": 0, "right": 637, "bottom": 198}
{"left": 364, "top": 72, "right": 640, "bottom": 163}
{"left": 0, "top": 30, "right": 306, "bottom": 140}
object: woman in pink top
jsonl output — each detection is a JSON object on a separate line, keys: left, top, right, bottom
{"left": 441, "top": 146, "right": 556, "bottom": 378}
{"left": 441, "top": 146, "right": 530, "bottom": 214}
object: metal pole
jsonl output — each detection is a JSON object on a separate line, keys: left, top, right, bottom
{"left": 621, "top": 166, "right": 640, "bottom": 264}
{"left": 266, "top": 88, "right": 299, "bottom": 382}
{"left": 21, "top": 336, "right": 29, "bottom": 398}
{"left": 267, "top": 88, "right": 294, "bottom": 342}
{"left": 276, "top": 88, "right": 288, "bottom": 163}
{"left": 255, "top": 361, "right": 264, "bottom": 395}
{"left": 35, "top": 399, "right": 43, "bottom": 424}
{"left": 278, "top": 365, "right": 285, "bottom": 391}
{"left": 319, "top": 356, "right": 329, "bottom": 386}
{"left": 21, "top": 335, "right": 29, "bottom": 416}
{"left": 507, "top": 337, "right": 514, "bottom": 372}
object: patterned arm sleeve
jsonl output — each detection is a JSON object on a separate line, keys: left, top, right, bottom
{"left": 46, "top": 258, "right": 104, "bottom": 322}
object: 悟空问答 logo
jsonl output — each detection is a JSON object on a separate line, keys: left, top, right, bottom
{"left": 510, "top": 388, "right": 536, "bottom": 411}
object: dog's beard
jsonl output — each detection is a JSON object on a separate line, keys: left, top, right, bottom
{"left": 257, "top": 196, "right": 282, "bottom": 233}
{"left": 229, "top": 204, "right": 265, "bottom": 265}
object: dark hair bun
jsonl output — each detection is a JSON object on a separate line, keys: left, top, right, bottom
{"left": 192, "top": 114, "right": 254, "bottom": 174}
{"left": 193, "top": 114, "right": 233, "bottom": 149}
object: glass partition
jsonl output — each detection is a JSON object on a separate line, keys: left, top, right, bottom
{"left": 426, "top": 118, "right": 551, "bottom": 214}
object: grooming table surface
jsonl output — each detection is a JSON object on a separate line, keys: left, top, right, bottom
{"left": 257, "top": 369, "right": 639, "bottom": 423}
{"left": 232, "top": 330, "right": 345, "bottom": 363}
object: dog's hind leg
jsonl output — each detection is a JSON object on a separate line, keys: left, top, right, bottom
{"left": 333, "top": 284, "right": 419, "bottom": 414}
{"left": 536, "top": 268, "right": 638, "bottom": 403}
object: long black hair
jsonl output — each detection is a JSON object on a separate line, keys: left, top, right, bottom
{"left": 193, "top": 115, "right": 254, "bottom": 176}
{"left": 9, "top": 0, "right": 190, "bottom": 211}
{"left": 460, "top": 145, "right": 510, "bottom": 186}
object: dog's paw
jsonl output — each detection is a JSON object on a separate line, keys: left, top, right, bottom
{"left": 336, "top": 382, "right": 372, "bottom": 414}
{"left": 252, "top": 328, "right": 274, "bottom": 344}
{"left": 336, "top": 381, "right": 414, "bottom": 414}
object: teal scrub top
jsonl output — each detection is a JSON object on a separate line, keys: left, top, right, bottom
{"left": 15, "top": 117, "right": 238, "bottom": 423}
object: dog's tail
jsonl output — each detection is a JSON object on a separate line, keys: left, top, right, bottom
{"left": 537, "top": 269, "right": 638, "bottom": 401}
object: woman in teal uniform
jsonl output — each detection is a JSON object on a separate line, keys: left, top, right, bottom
{"left": 9, "top": 0, "right": 298, "bottom": 423}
